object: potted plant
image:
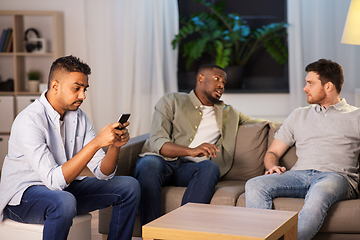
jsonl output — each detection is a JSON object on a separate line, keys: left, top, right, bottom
{"left": 172, "top": 0, "right": 288, "bottom": 88}
{"left": 27, "top": 69, "right": 41, "bottom": 92}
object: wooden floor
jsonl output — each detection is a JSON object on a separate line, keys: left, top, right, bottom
{"left": 90, "top": 210, "right": 142, "bottom": 240}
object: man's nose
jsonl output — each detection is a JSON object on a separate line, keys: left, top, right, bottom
{"left": 79, "top": 90, "right": 86, "bottom": 100}
{"left": 219, "top": 82, "right": 225, "bottom": 89}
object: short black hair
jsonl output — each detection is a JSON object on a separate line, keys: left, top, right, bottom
{"left": 305, "top": 59, "right": 344, "bottom": 93}
{"left": 48, "top": 55, "right": 91, "bottom": 87}
{"left": 197, "top": 64, "right": 225, "bottom": 75}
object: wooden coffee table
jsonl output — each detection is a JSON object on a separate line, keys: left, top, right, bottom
{"left": 142, "top": 203, "right": 298, "bottom": 240}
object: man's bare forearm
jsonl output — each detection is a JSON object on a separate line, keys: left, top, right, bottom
{"left": 160, "top": 142, "right": 191, "bottom": 158}
{"left": 62, "top": 140, "right": 101, "bottom": 184}
{"left": 100, "top": 144, "right": 120, "bottom": 175}
{"left": 264, "top": 151, "right": 279, "bottom": 170}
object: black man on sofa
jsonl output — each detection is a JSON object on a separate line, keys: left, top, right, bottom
{"left": 134, "top": 64, "right": 260, "bottom": 225}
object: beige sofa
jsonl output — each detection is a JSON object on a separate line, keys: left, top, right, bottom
{"left": 98, "top": 121, "right": 360, "bottom": 239}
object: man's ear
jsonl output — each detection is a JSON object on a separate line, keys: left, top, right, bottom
{"left": 324, "top": 82, "right": 334, "bottom": 92}
{"left": 197, "top": 74, "right": 204, "bottom": 84}
{"left": 50, "top": 80, "right": 59, "bottom": 93}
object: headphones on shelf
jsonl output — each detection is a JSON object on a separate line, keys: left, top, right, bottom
{"left": 24, "top": 28, "right": 43, "bottom": 52}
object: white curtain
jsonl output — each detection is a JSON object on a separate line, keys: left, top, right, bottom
{"left": 82, "top": 0, "right": 178, "bottom": 136}
{"left": 287, "top": 0, "right": 360, "bottom": 109}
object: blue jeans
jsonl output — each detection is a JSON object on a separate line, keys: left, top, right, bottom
{"left": 245, "top": 170, "right": 357, "bottom": 240}
{"left": 134, "top": 155, "right": 220, "bottom": 225}
{"left": 3, "top": 176, "right": 140, "bottom": 240}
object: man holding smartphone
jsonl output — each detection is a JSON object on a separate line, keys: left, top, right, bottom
{"left": 0, "top": 55, "right": 140, "bottom": 240}
{"left": 134, "top": 64, "right": 261, "bottom": 225}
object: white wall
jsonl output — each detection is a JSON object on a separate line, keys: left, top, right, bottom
{"left": 221, "top": 93, "right": 290, "bottom": 122}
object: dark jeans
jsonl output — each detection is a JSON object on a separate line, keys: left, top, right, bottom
{"left": 4, "top": 176, "right": 140, "bottom": 240}
{"left": 134, "top": 155, "right": 220, "bottom": 225}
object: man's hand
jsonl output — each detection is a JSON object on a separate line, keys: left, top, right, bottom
{"left": 189, "top": 143, "right": 219, "bottom": 158}
{"left": 160, "top": 142, "right": 219, "bottom": 159}
{"left": 265, "top": 166, "right": 286, "bottom": 175}
{"left": 94, "top": 122, "right": 130, "bottom": 149}
{"left": 264, "top": 139, "right": 290, "bottom": 175}
{"left": 62, "top": 122, "right": 130, "bottom": 183}
{"left": 113, "top": 123, "right": 130, "bottom": 148}
{"left": 98, "top": 121, "right": 130, "bottom": 176}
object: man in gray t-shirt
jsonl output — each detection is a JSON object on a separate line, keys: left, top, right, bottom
{"left": 245, "top": 59, "right": 360, "bottom": 240}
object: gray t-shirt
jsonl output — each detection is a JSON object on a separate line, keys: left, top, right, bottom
{"left": 275, "top": 99, "right": 360, "bottom": 191}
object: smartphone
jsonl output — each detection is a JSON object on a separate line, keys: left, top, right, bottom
{"left": 116, "top": 113, "right": 131, "bottom": 130}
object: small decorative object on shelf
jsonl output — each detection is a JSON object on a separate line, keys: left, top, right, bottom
{"left": 0, "top": 78, "right": 14, "bottom": 92}
{"left": 27, "top": 69, "right": 41, "bottom": 92}
{"left": 24, "top": 28, "right": 46, "bottom": 53}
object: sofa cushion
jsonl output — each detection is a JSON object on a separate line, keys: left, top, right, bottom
{"left": 221, "top": 121, "right": 269, "bottom": 181}
{"left": 160, "top": 186, "right": 185, "bottom": 214}
{"left": 210, "top": 180, "right": 246, "bottom": 206}
{"left": 319, "top": 199, "right": 360, "bottom": 233}
{"left": 160, "top": 180, "right": 247, "bottom": 214}
{"left": 268, "top": 122, "right": 297, "bottom": 170}
{"left": 237, "top": 193, "right": 360, "bottom": 233}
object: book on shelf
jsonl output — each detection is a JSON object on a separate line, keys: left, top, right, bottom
{"left": 0, "top": 29, "right": 7, "bottom": 52}
{"left": 2, "top": 28, "right": 12, "bottom": 52}
{"left": 6, "top": 32, "right": 13, "bottom": 52}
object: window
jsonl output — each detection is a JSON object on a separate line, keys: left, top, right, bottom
{"left": 176, "top": 0, "right": 288, "bottom": 93}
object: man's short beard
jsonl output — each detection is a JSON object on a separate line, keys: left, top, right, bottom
{"left": 307, "top": 90, "right": 326, "bottom": 104}
{"left": 205, "top": 92, "right": 220, "bottom": 104}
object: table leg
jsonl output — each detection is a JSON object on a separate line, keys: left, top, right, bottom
{"left": 284, "top": 224, "right": 297, "bottom": 240}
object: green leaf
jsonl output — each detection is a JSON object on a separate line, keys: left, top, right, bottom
{"left": 215, "top": 40, "right": 232, "bottom": 68}
{"left": 263, "top": 37, "right": 288, "bottom": 65}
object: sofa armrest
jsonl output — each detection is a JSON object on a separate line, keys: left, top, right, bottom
{"left": 104, "top": 133, "right": 149, "bottom": 176}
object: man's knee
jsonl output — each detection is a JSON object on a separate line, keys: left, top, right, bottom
{"left": 135, "top": 156, "right": 163, "bottom": 172}
{"left": 123, "top": 176, "right": 141, "bottom": 200}
{"left": 47, "top": 191, "right": 77, "bottom": 219}
{"left": 135, "top": 156, "right": 165, "bottom": 179}
{"left": 245, "top": 175, "right": 266, "bottom": 192}
{"left": 111, "top": 176, "right": 141, "bottom": 204}
{"left": 199, "top": 160, "right": 220, "bottom": 174}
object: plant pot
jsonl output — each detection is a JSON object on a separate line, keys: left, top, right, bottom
{"left": 28, "top": 80, "right": 40, "bottom": 92}
{"left": 225, "top": 66, "right": 244, "bottom": 90}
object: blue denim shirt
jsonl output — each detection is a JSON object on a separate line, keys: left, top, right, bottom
{"left": 0, "top": 90, "right": 115, "bottom": 221}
